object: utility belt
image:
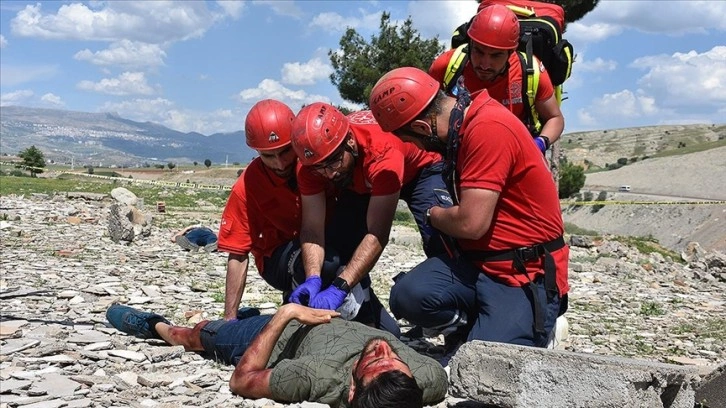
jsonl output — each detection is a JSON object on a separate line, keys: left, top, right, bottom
{"left": 463, "top": 236, "right": 565, "bottom": 334}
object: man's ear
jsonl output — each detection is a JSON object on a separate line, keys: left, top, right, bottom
{"left": 409, "top": 119, "right": 431, "bottom": 136}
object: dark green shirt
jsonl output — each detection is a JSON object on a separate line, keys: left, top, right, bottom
{"left": 268, "top": 319, "right": 447, "bottom": 407}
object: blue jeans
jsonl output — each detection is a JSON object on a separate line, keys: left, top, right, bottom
{"left": 184, "top": 227, "right": 217, "bottom": 246}
{"left": 399, "top": 161, "right": 453, "bottom": 257}
{"left": 262, "top": 238, "right": 341, "bottom": 296}
{"left": 389, "top": 255, "right": 561, "bottom": 347}
{"left": 390, "top": 256, "right": 477, "bottom": 333}
{"left": 200, "top": 310, "right": 272, "bottom": 366}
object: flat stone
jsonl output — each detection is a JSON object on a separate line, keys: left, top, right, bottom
{"left": 83, "top": 341, "right": 112, "bottom": 351}
{"left": 66, "top": 331, "right": 110, "bottom": 344}
{"left": 18, "top": 354, "right": 77, "bottom": 365}
{"left": 0, "top": 320, "right": 28, "bottom": 339}
{"left": 27, "top": 372, "right": 80, "bottom": 397}
{"left": 70, "top": 375, "right": 110, "bottom": 386}
{"left": 0, "top": 339, "right": 41, "bottom": 355}
{"left": 137, "top": 372, "right": 175, "bottom": 387}
{"left": 113, "top": 371, "right": 138, "bottom": 387}
{"left": 66, "top": 398, "right": 94, "bottom": 408}
{"left": 0, "top": 378, "right": 31, "bottom": 393}
{"left": 143, "top": 345, "right": 184, "bottom": 363}
{"left": 107, "top": 350, "right": 146, "bottom": 362}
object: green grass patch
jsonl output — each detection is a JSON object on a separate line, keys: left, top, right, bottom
{"left": 393, "top": 209, "right": 416, "bottom": 227}
{"left": 647, "top": 138, "right": 726, "bottom": 159}
{"left": 564, "top": 222, "right": 600, "bottom": 236}
{"left": 640, "top": 301, "right": 666, "bottom": 316}
{"left": 0, "top": 173, "right": 230, "bottom": 209}
{"left": 211, "top": 292, "right": 224, "bottom": 303}
{"left": 611, "top": 235, "right": 684, "bottom": 263}
{"left": 671, "top": 317, "right": 726, "bottom": 342}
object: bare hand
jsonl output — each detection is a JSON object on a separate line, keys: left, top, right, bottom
{"left": 281, "top": 303, "right": 340, "bottom": 325}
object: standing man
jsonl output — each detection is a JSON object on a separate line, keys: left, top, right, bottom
{"left": 218, "top": 99, "right": 341, "bottom": 321}
{"left": 368, "top": 67, "right": 569, "bottom": 349}
{"left": 428, "top": 4, "right": 564, "bottom": 154}
{"left": 288, "top": 103, "right": 452, "bottom": 337}
{"left": 106, "top": 302, "right": 447, "bottom": 407}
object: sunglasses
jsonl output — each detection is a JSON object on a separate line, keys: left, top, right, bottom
{"left": 310, "top": 145, "right": 346, "bottom": 174}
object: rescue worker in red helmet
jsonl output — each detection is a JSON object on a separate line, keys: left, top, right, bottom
{"left": 218, "top": 99, "right": 343, "bottom": 322}
{"left": 368, "top": 67, "right": 569, "bottom": 352}
{"left": 428, "top": 4, "right": 564, "bottom": 154}
{"left": 288, "top": 102, "right": 454, "bottom": 337}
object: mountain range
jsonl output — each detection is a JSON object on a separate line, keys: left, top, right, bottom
{"left": 0, "top": 106, "right": 255, "bottom": 167}
{"left": 2, "top": 105, "right": 724, "bottom": 170}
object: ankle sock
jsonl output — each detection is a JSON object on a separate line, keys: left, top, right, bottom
{"left": 146, "top": 316, "right": 168, "bottom": 339}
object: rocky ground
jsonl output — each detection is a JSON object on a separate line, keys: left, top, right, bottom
{"left": 1, "top": 193, "right": 725, "bottom": 407}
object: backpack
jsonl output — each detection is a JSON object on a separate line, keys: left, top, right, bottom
{"left": 445, "top": 0, "right": 574, "bottom": 133}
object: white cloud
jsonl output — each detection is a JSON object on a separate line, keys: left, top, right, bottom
{"left": 40, "top": 93, "right": 64, "bottom": 106}
{"left": 252, "top": 0, "right": 303, "bottom": 19}
{"left": 77, "top": 72, "right": 156, "bottom": 96}
{"left": 0, "top": 34, "right": 7, "bottom": 48}
{"left": 632, "top": 46, "right": 726, "bottom": 110}
{"left": 577, "top": 56, "right": 617, "bottom": 73}
{"left": 570, "top": 1, "right": 726, "bottom": 44}
{"left": 566, "top": 22, "right": 623, "bottom": 45}
{"left": 309, "top": 10, "right": 380, "bottom": 34}
{"left": 74, "top": 40, "right": 167, "bottom": 68}
{"left": 577, "top": 89, "right": 662, "bottom": 128}
{"left": 237, "top": 79, "right": 331, "bottom": 108}
{"left": 565, "top": 54, "right": 617, "bottom": 90}
{"left": 99, "top": 97, "right": 242, "bottom": 134}
{"left": 407, "top": 0, "right": 479, "bottom": 41}
{"left": 216, "top": 0, "right": 245, "bottom": 19}
{"left": 573, "top": 46, "right": 725, "bottom": 130}
{"left": 0, "top": 64, "right": 58, "bottom": 87}
{"left": 0, "top": 90, "right": 34, "bottom": 106}
{"left": 11, "top": 2, "right": 215, "bottom": 44}
{"left": 282, "top": 58, "right": 333, "bottom": 85}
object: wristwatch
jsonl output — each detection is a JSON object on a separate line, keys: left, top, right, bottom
{"left": 332, "top": 277, "right": 351, "bottom": 294}
{"left": 540, "top": 135, "right": 551, "bottom": 150}
{"left": 425, "top": 207, "right": 433, "bottom": 226}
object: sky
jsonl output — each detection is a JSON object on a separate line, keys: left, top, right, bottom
{"left": 1, "top": 0, "right": 725, "bottom": 136}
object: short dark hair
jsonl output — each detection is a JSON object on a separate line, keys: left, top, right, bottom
{"left": 351, "top": 369, "right": 423, "bottom": 408}
{"left": 393, "top": 89, "right": 448, "bottom": 138}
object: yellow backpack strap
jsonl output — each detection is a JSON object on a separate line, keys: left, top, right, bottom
{"left": 517, "top": 51, "right": 542, "bottom": 133}
{"left": 444, "top": 44, "right": 469, "bottom": 94}
{"left": 506, "top": 4, "right": 535, "bottom": 18}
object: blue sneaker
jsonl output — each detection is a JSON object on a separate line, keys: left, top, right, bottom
{"left": 106, "top": 304, "right": 170, "bottom": 339}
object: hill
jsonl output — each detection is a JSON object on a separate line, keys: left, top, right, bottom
{"left": 560, "top": 123, "right": 726, "bottom": 168}
{"left": 0, "top": 106, "right": 256, "bottom": 168}
{"left": 561, "top": 145, "right": 726, "bottom": 253}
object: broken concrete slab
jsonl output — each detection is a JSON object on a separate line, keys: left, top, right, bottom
{"left": 695, "top": 363, "right": 725, "bottom": 408}
{"left": 449, "top": 341, "right": 699, "bottom": 408}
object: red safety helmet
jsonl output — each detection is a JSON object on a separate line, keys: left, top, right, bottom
{"left": 244, "top": 99, "right": 295, "bottom": 150}
{"left": 368, "top": 67, "right": 439, "bottom": 132}
{"left": 291, "top": 102, "right": 349, "bottom": 166}
{"left": 467, "top": 4, "right": 520, "bottom": 50}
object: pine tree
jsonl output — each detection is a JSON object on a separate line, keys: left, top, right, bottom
{"left": 17, "top": 145, "right": 46, "bottom": 177}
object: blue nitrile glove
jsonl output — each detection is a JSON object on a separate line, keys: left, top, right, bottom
{"left": 309, "top": 285, "right": 348, "bottom": 311}
{"left": 534, "top": 136, "right": 550, "bottom": 154}
{"left": 288, "top": 276, "right": 322, "bottom": 306}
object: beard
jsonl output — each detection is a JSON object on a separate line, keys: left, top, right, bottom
{"left": 421, "top": 136, "right": 447, "bottom": 155}
{"left": 331, "top": 170, "right": 354, "bottom": 189}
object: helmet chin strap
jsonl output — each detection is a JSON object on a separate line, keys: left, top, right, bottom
{"left": 344, "top": 140, "right": 358, "bottom": 158}
{"left": 426, "top": 112, "right": 438, "bottom": 144}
